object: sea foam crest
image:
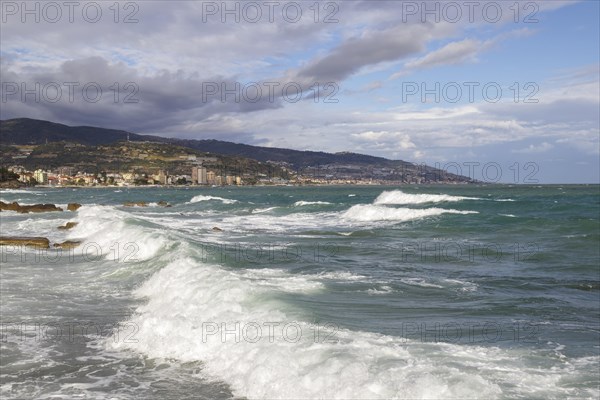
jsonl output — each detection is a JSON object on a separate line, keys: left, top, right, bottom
{"left": 188, "top": 195, "right": 238, "bottom": 204}
{"left": 374, "top": 190, "right": 479, "bottom": 205}
{"left": 342, "top": 204, "right": 477, "bottom": 222}
{"left": 112, "top": 257, "right": 505, "bottom": 399}
{"left": 67, "top": 205, "right": 174, "bottom": 261}
{"left": 293, "top": 200, "right": 332, "bottom": 206}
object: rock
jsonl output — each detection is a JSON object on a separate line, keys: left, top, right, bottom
{"left": 212, "top": 226, "right": 223, "bottom": 232}
{"left": 53, "top": 240, "right": 81, "bottom": 249}
{"left": 0, "top": 201, "right": 19, "bottom": 211}
{"left": 0, "top": 201, "right": 62, "bottom": 213}
{"left": 58, "top": 222, "right": 78, "bottom": 230}
{"left": 23, "top": 204, "right": 63, "bottom": 213}
{"left": 67, "top": 203, "right": 82, "bottom": 211}
{"left": 0, "top": 236, "right": 50, "bottom": 248}
{"left": 157, "top": 200, "right": 170, "bottom": 207}
{"left": 123, "top": 201, "right": 148, "bottom": 207}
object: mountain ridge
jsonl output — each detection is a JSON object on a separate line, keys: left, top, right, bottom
{"left": 1, "top": 118, "right": 405, "bottom": 168}
{"left": 0, "top": 118, "right": 473, "bottom": 182}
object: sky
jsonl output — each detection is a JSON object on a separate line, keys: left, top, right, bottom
{"left": 1, "top": 0, "right": 598, "bottom": 183}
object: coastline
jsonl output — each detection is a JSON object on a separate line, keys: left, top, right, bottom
{"left": 4, "top": 182, "right": 597, "bottom": 190}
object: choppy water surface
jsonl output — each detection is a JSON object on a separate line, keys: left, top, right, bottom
{"left": 1, "top": 185, "right": 598, "bottom": 399}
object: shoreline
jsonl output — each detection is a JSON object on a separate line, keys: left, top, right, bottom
{"left": 2, "top": 182, "right": 597, "bottom": 190}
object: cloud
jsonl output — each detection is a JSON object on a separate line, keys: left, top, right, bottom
{"left": 298, "top": 25, "right": 430, "bottom": 81}
{"left": 0, "top": 0, "right": 596, "bottom": 182}
{"left": 0, "top": 56, "right": 286, "bottom": 132}
{"left": 404, "top": 38, "right": 487, "bottom": 70}
{"left": 512, "top": 142, "right": 554, "bottom": 154}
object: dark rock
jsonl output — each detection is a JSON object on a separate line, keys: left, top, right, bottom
{"left": 53, "top": 240, "right": 81, "bottom": 249}
{"left": 212, "top": 227, "right": 223, "bottom": 232}
{"left": 0, "top": 236, "right": 50, "bottom": 248}
{"left": 58, "top": 222, "right": 78, "bottom": 230}
{"left": 123, "top": 201, "right": 148, "bottom": 207}
{"left": 67, "top": 203, "right": 82, "bottom": 211}
{"left": 0, "top": 201, "right": 62, "bottom": 213}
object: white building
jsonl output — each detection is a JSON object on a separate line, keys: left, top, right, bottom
{"left": 33, "top": 169, "right": 48, "bottom": 184}
{"left": 192, "top": 166, "right": 208, "bottom": 184}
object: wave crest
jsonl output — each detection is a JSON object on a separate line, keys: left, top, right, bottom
{"left": 188, "top": 195, "right": 238, "bottom": 204}
{"left": 374, "top": 190, "right": 479, "bottom": 205}
{"left": 293, "top": 201, "right": 332, "bottom": 206}
{"left": 342, "top": 204, "right": 477, "bottom": 222}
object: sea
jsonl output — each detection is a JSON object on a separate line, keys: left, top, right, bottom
{"left": 0, "top": 185, "right": 598, "bottom": 399}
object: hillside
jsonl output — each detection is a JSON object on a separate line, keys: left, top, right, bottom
{"left": 0, "top": 140, "right": 289, "bottom": 180}
{"left": 0, "top": 118, "right": 136, "bottom": 146}
{"left": 1, "top": 118, "right": 402, "bottom": 167}
{"left": 0, "top": 118, "right": 474, "bottom": 183}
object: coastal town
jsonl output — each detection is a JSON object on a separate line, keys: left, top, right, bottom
{"left": 0, "top": 163, "right": 442, "bottom": 187}
{"left": 2, "top": 164, "right": 249, "bottom": 187}
{"left": 0, "top": 140, "right": 472, "bottom": 188}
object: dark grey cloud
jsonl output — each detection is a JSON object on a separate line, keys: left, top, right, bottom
{"left": 298, "top": 25, "right": 429, "bottom": 81}
{"left": 0, "top": 56, "right": 285, "bottom": 135}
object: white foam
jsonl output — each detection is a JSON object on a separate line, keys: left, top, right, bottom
{"left": 112, "top": 257, "right": 506, "bottom": 399}
{"left": 209, "top": 211, "right": 338, "bottom": 233}
{"left": 67, "top": 205, "right": 174, "bottom": 261}
{"left": 0, "top": 189, "right": 41, "bottom": 194}
{"left": 342, "top": 204, "right": 477, "bottom": 222}
{"left": 374, "top": 190, "right": 479, "bottom": 205}
{"left": 252, "top": 207, "right": 279, "bottom": 214}
{"left": 293, "top": 201, "right": 332, "bottom": 206}
{"left": 442, "top": 278, "right": 479, "bottom": 292}
{"left": 188, "top": 195, "right": 238, "bottom": 204}
{"left": 366, "top": 285, "right": 394, "bottom": 295}
{"left": 399, "top": 277, "right": 444, "bottom": 288}
{"left": 241, "top": 268, "right": 324, "bottom": 292}
{"left": 314, "top": 271, "right": 369, "bottom": 281}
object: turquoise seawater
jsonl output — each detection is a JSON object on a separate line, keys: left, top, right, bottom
{"left": 1, "top": 185, "right": 598, "bottom": 399}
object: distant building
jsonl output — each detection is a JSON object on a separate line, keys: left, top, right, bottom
{"left": 18, "top": 173, "right": 32, "bottom": 183}
{"left": 33, "top": 169, "right": 48, "bottom": 184}
{"left": 207, "top": 171, "right": 216, "bottom": 185}
{"left": 191, "top": 166, "right": 208, "bottom": 184}
{"left": 122, "top": 173, "right": 135, "bottom": 183}
{"left": 8, "top": 165, "right": 26, "bottom": 174}
{"left": 154, "top": 170, "right": 168, "bottom": 185}
{"left": 57, "top": 166, "right": 76, "bottom": 176}
{"left": 225, "top": 175, "right": 234, "bottom": 185}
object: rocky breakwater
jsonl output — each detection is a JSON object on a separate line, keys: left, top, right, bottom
{"left": 0, "top": 201, "right": 62, "bottom": 213}
{"left": 0, "top": 237, "right": 81, "bottom": 249}
{"left": 0, "top": 237, "right": 50, "bottom": 248}
{"left": 0, "top": 202, "right": 84, "bottom": 249}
